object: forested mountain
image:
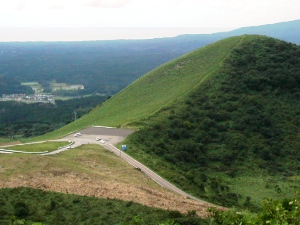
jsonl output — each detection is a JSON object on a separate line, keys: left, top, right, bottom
{"left": 126, "top": 35, "right": 300, "bottom": 208}
{"left": 0, "top": 20, "right": 299, "bottom": 96}
{"left": 227, "top": 19, "right": 300, "bottom": 43}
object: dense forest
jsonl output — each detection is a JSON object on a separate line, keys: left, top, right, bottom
{"left": 0, "top": 76, "right": 34, "bottom": 95}
{"left": 0, "top": 95, "right": 107, "bottom": 138}
{"left": 127, "top": 36, "right": 300, "bottom": 208}
{"left": 0, "top": 40, "right": 199, "bottom": 96}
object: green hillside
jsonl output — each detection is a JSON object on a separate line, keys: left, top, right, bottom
{"left": 34, "top": 36, "right": 243, "bottom": 141}
{"left": 29, "top": 35, "right": 300, "bottom": 211}
{"left": 125, "top": 35, "right": 300, "bottom": 208}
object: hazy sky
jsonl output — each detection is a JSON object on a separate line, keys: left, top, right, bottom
{"left": 0, "top": 0, "right": 299, "bottom": 41}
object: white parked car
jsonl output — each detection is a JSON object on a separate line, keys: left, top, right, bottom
{"left": 96, "top": 137, "right": 105, "bottom": 144}
{"left": 74, "top": 133, "right": 81, "bottom": 137}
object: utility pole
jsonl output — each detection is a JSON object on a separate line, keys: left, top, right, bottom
{"left": 73, "top": 111, "right": 77, "bottom": 121}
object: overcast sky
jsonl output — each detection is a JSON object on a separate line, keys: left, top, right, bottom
{"left": 0, "top": 0, "right": 299, "bottom": 41}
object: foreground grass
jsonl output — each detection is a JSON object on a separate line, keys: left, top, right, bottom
{"left": 0, "top": 145, "right": 152, "bottom": 183}
{"left": 227, "top": 175, "right": 300, "bottom": 207}
{"left": 0, "top": 187, "right": 209, "bottom": 225}
{"left": 2, "top": 141, "right": 69, "bottom": 153}
{"left": 0, "top": 138, "right": 20, "bottom": 146}
{"left": 0, "top": 144, "right": 213, "bottom": 219}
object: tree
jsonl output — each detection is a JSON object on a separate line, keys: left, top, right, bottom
{"left": 209, "top": 193, "right": 300, "bottom": 224}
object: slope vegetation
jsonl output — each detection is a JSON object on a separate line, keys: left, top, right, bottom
{"left": 126, "top": 35, "right": 300, "bottom": 208}
{"left": 29, "top": 35, "right": 300, "bottom": 210}
{"left": 0, "top": 145, "right": 213, "bottom": 221}
{"left": 39, "top": 36, "right": 244, "bottom": 140}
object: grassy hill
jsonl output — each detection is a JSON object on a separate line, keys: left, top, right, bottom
{"left": 25, "top": 35, "right": 300, "bottom": 211}
{"left": 35, "top": 36, "right": 244, "bottom": 141}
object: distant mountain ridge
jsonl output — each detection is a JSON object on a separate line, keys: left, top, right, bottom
{"left": 171, "top": 19, "right": 300, "bottom": 51}
{"left": 0, "top": 20, "right": 299, "bottom": 97}
{"left": 227, "top": 19, "right": 300, "bottom": 43}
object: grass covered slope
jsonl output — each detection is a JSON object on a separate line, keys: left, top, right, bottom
{"left": 126, "top": 35, "right": 300, "bottom": 208}
{"left": 39, "top": 36, "right": 244, "bottom": 139}
{"left": 0, "top": 145, "right": 213, "bottom": 221}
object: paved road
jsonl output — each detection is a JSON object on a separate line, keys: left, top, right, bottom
{"left": 0, "top": 151, "right": 12, "bottom": 154}
{"left": 44, "top": 126, "right": 134, "bottom": 155}
{"left": 61, "top": 127, "right": 210, "bottom": 203}
{"left": 0, "top": 127, "right": 133, "bottom": 155}
{"left": 0, "top": 126, "right": 210, "bottom": 204}
{"left": 104, "top": 144, "right": 209, "bottom": 203}
{"left": 0, "top": 141, "right": 49, "bottom": 154}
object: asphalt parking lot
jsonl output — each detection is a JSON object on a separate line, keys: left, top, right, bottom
{"left": 0, "top": 126, "right": 134, "bottom": 155}
{"left": 62, "top": 126, "right": 134, "bottom": 145}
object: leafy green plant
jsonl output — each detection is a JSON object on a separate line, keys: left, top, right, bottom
{"left": 10, "top": 216, "right": 43, "bottom": 225}
{"left": 209, "top": 193, "right": 300, "bottom": 224}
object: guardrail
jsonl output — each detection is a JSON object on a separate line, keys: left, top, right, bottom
{"left": 57, "top": 141, "right": 74, "bottom": 149}
{"left": 0, "top": 149, "right": 49, "bottom": 154}
{"left": 0, "top": 141, "right": 74, "bottom": 155}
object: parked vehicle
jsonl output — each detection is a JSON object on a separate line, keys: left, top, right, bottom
{"left": 96, "top": 137, "right": 105, "bottom": 143}
{"left": 74, "top": 133, "right": 81, "bottom": 137}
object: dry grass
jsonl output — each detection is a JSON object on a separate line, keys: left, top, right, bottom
{"left": 0, "top": 144, "right": 219, "bottom": 217}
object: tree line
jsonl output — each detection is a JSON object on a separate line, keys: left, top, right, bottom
{"left": 0, "top": 95, "right": 107, "bottom": 138}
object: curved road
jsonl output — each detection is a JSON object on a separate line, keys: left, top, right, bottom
{"left": 104, "top": 143, "right": 209, "bottom": 203}
{"left": 60, "top": 126, "right": 210, "bottom": 204}
{"left": 1, "top": 126, "right": 211, "bottom": 204}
